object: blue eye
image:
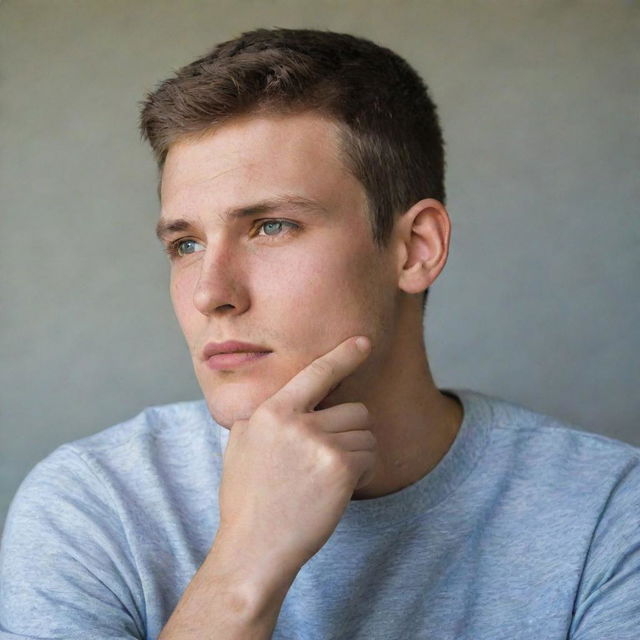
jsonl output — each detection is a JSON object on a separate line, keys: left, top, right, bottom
{"left": 175, "top": 239, "right": 204, "bottom": 256}
{"left": 165, "top": 219, "right": 299, "bottom": 259}
{"left": 256, "top": 219, "right": 299, "bottom": 237}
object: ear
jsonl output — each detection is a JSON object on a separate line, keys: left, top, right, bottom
{"left": 394, "top": 198, "right": 452, "bottom": 295}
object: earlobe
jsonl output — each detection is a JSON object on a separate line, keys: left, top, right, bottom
{"left": 396, "top": 198, "right": 451, "bottom": 295}
{"left": 400, "top": 262, "right": 428, "bottom": 295}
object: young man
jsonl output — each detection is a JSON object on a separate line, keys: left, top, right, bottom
{"left": 1, "top": 28, "right": 638, "bottom": 640}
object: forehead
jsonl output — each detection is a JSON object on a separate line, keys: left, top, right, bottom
{"left": 160, "top": 112, "right": 364, "bottom": 217}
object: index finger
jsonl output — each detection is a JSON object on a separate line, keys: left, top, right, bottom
{"left": 270, "top": 336, "right": 371, "bottom": 413}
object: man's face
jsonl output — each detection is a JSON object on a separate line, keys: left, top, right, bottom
{"left": 159, "top": 112, "right": 399, "bottom": 427}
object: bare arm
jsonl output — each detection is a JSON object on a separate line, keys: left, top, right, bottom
{"left": 159, "top": 336, "right": 376, "bottom": 639}
{"left": 158, "top": 533, "right": 298, "bottom": 640}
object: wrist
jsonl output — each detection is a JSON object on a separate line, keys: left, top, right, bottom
{"left": 205, "top": 531, "right": 300, "bottom": 619}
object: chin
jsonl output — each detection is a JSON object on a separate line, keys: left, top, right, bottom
{"left": 204, "top": 397, "right": 250, "bottom": 429}
{"left": 197, "top": 353, "right": 340, "bottom": 426}
{"left": 203, "top": 385, "right": 272, "bottom": 429}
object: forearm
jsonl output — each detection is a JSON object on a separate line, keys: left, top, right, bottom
{"left": 159, "top": 536, "right": 298, "bottom": 640}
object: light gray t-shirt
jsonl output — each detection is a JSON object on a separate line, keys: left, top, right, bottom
{"left": 1, "top": 389, "right": 639, "bottom": 639}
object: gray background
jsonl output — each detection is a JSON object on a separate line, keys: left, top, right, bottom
{"left": 1, "top": 0, "right": 638, "bottom": 530}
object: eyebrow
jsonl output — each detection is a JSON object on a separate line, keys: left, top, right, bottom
{"left": 155, "top": 195, "right": 328, "bottom": 242}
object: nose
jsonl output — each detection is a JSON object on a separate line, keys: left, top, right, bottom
{"left": 192, "top": 240, "right": 249, "bottom": 316}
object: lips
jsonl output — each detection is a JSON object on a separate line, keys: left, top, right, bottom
{"left": 202, "top": 340, "right": 272, "bottom": 371}
{"left": 205, "top": 351, "right": 271, "bottom": 370}
{"left": 202, "top": 340, "right": 271, "bottom": 360}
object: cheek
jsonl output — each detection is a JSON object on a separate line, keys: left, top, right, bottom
{"left": 262, "top": 243, "right": 383, "bottom": 338}
{"left": 169, "top": 271, "right": 196, "bottom": 329}
{"left": 265, "top": 246, "right": 351, "bottom": 309}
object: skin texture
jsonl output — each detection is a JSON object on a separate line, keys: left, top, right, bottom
{"left": 159, "top": 111, "right": 463, "bottom": 501}
{"left": 159, "top": 337, "right": 379, "bottom": 639}
{"left": 157, "top": 111, "right": 464, "bottom": 638}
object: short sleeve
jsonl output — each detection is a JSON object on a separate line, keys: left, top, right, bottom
{"left": 0, "top": 445, "right": 145, "bottom": 639}
{"left": 569, "top": 459, "right": 640, "bottom": 639}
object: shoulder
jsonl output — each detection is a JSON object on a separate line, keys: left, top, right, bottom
{"left": 453, "top": 388, "right": 640, "bottom": 524}
{"left": 0, "top": 403, "right": 209, "bottom": 637}
{"left": 459, "top": 389, "right": 640, "bottom": 544}
{"left": 67, "top": 398, "right": 213, "bottom": 454}
{"left": 6, "top": 399, "right": 216, "bottom": 522}
{"left": 459, "top": 388, "right": 640, "bottom": 468}
{"left": 55, "top": 398, "right": 215, "bottom": 477}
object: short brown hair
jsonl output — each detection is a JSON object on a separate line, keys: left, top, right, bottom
{"left": 139, "top": 28, "right": 446, "bottom": 307}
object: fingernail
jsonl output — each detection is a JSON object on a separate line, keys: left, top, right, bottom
{"left": 355, "top": 336, "right": 369, "bottom": 352}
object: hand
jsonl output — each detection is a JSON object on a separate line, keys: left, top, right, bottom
{"left": 216, "top": 336, "right": 376, "bottom": 577}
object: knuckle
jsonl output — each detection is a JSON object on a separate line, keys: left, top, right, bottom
{"left": 253, "top": 403, "right": 281, "bottom": 425}
{"left": 350, "top": 403, "right": 370, "bottom": 427}
{"left": 354, "top": 402, "right": 369, "bottom": 417}
{"left": 318, "top": 445, "right": 346, "bottom": 473}
{"left": 309, "top": 358, "right": 335, "bottom": 379}
{"left": 289, "top": 413, "right": 313, "bottom": 436}
{"left": 272, "top": 387, "right": 295, "bottom": 410}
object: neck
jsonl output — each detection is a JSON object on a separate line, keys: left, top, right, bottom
{"left": 349, "top": 304, "right": 464, "bottom": 500}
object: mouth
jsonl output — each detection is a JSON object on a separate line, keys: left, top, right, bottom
{"left": 204, "top": 351, "right": 272, "bottom": 371}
